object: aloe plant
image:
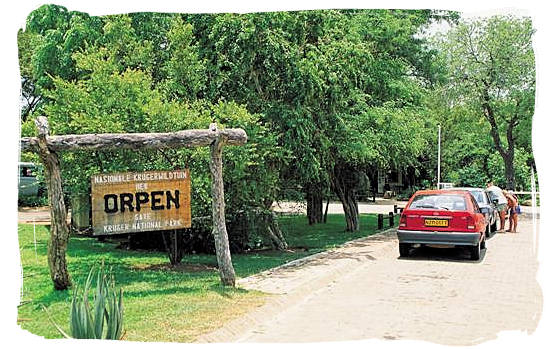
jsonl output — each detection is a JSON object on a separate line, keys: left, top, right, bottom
{"left": 68, "top": 263, "right": 124, "bottom": 339}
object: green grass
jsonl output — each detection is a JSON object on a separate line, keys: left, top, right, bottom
{"left": 17, "top": 213, "right": 386, "bottom": 342}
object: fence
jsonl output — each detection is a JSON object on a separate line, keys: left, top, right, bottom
{"left": 377, "top": 212, "right": 396, "bottom": 230}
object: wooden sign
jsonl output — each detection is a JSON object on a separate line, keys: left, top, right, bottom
{"left": 91, "top": 169, "right": 191, "bottom": 235}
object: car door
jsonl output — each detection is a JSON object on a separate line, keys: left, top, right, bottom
{"left": 483, "top": 191, "right": 496, "bottom": 225}
{"left": 469, "top": 195, "right": 486, "bottom": 233}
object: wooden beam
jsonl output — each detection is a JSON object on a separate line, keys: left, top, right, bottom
{"left": 20, "top": 128, "right": 247, "bottom": 153}
{"left": 22, "top": 116, "right": 245, "bottom": 289}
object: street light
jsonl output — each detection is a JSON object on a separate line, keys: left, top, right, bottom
{"left": 437, "top": 125, "right": 441, "bottom": 189}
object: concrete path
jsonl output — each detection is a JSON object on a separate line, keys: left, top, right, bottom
{"left": 198, "top": 216, "right": 542, "bottom": 345}
{"left": 17, "top": 206, "right": 71, "bottom": 225}
{"left": 271, "top": 199, "right": 407, "bottom": 215}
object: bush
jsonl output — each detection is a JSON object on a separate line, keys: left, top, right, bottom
{"left": 119, "top": 209, "right": 288, "bottom": 257}
{"left": 18, "top": 194, "right": 49, "bottom": 207}
{"left": 396, "top": 186, "right": 418, "bottom": 201}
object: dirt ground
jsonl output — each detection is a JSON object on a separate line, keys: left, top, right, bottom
{"left": 198, "top": 215, "right": 542, "bottom": 345}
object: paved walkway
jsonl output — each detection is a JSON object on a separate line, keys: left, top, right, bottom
{"left": 272, "top": 199, "right": 407, "bottom": 215}
{"left": 17, "top": 206, "right": 72, "bottom": 225}
{"left": 198, "top": 216, "right": 542, "bottom": 345}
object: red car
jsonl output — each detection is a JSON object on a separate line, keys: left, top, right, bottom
{"left": 397, "top": 190, "right": 488, "bottom": 260}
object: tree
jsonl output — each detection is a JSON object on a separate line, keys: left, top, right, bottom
{"left": 20, "top": 6, "right": 456, "bottom": 236}
{"left": 176, "top": 11, "right": 330, "bottom": 224}
{"left": 18, "top": 5, "right": 104, "bottom": 120}
{"left": 440, "top": 16, "right": 535, "bottom": 190}
{"left": 185, "top": 10, "right": 451, "bottom": 230}
{"left": 20, "top": 11, "right": 285, "bottom": 252}
{"left": 294, "top": 10, "right": 446, "bottom": 231}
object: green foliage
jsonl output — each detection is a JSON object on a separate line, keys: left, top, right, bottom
{"left": 448, "top": 166, "right": 488, "bottom": 188}
{"left": 18, "top": 6, "right": 535, "bottom": 230}
{"left": 25, "top": 5, "right": 104, "bottom": 96}
{"left": 69, "top": 263, "right": 123, "bottom": 339}
{"left": 487, "top": 148, "right": 532, "bottom": 190}
{"left": 161, "top": 16, "right": 206, "bottom": 100}
{"left": 25, "top": 12, "right": 284, "bottom": 217}
{"left": 18, "top": 194, "right": 49, "bottom": 207}
{"left": 436, "top": 15, "right": 535, "bottom": 189}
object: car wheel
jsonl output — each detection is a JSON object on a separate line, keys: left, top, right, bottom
{"left": 470, "top": 242, "right": 481, "bottom": 261}
{"left": 491, "top": 221, "right": 497, "bottom": 234}
{"left": 399, "top": 243, "right": 410, "bottom": 257}
{"left": 480, "top": 236, "right": 486, "bottom": 250}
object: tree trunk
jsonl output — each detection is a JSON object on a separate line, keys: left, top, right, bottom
{"left": 266, "top": 211, "right": 288, "bottom": 250}
{"left": 482, "top": 89, "right": 518, "bottom": 191}
{"left": 306, "top": 183, "right": 323, "bottom": 225}
{"left": 267, "top": 210, "right": 288, "bottom": 250}
{"left": 35, "top": 116, "right": 71, "bottom": 290}
{"left": 342, "top": 189, "right": 359, "bottom": 232}
{"left": 504, "top": 153, "right": 516, "bottom": 190}
{"left": 161, "top": 230, "right": 184, "bottom": 265}
{"left": 367, "top": 169, "right": 377, "bottom": 202}
{"left": 209, "top": 124, "right": 236, "bottom": 287}
{"left": 323, "top": 196, "right": 330, "bottom": 223}
{"left": 332, "top": 166, "right": 359, "bottom": 232}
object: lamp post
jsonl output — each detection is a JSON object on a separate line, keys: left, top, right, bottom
{"left": 437, "top": 125, "right": 441, "bottom": 189}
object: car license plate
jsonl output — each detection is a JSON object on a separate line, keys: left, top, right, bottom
{"left": 424, "top": 218, "right": 449, "bottom": 227}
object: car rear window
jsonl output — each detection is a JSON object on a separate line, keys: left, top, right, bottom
{"left": 409, "top": 194, "right": 468, "bottom": 211}
{"left": 468, "top": 190, "right": 485, "bottom": 204}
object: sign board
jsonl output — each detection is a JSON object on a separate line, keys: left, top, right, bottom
{"left": 91, "top": 169, "right": 191, "bottom": 235}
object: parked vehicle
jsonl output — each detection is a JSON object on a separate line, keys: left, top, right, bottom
{"left": 445, "top": 187, "right": 499, "bottom": 238}
{"left": 397, "top": 189, "right": 488, "bottom": 260}
{"left": 18, "top": 162, "right": 42, "bottom": 197}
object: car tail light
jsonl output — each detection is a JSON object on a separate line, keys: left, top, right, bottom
{"left": 399, "top": 214, "right": 407, "bottom": 228}
{"left": 466, "top": 214, "right": 475, "bottom": 230}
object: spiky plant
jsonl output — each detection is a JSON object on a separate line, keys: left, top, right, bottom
{"left": 43, "top": 262, "right": 124, "bottom": 339}
{"left": 69, "top": 263, "right": 124, "bottom": 339}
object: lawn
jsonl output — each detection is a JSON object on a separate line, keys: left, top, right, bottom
{"left": 17, "top": 213, "right": 389, "bottom": 342}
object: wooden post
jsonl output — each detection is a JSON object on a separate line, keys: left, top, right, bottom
{"left": 71, "top": 194, "right": 90, "bottom": 231}
{"left": 208, "top": 123, "right": 236, "bottom": 287}
{"left": 377, "top": 214, "right": 383, "bottom": 230}
{"left": 389, "top": 211, "right": 394, "bottom": 227}
{"left": 34, "top": 116, "right": 71, "bottom": 290}
{"left": 22, "top": 118, "right": 246, "bottom": 289}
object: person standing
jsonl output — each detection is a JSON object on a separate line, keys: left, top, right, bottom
{"left": 504, "top": 190, "right": 519, "bottom": 233}
{"left": 486, "top": 180, "right": 508, "bottom": 231}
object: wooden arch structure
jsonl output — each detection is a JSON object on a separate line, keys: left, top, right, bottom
{"left": 21, "top": 116, "right": 247, "bottom": 289}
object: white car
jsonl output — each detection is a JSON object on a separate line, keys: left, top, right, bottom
{"left": 18, "top": 162, "right": 42, "bottom": 197}
{"left": 445, "top": 187, "right": 499, "bottom": 238}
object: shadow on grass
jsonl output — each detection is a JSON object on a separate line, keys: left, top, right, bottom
{"left": 122, "top": 284, "right": 208, "bottom": 298}
{"left": 208, "top": 284, "right": 253, "bottom": 298}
